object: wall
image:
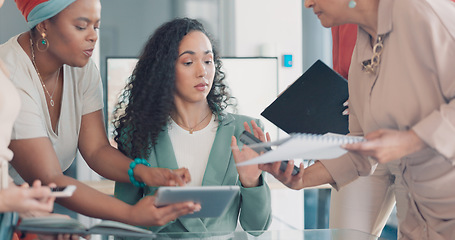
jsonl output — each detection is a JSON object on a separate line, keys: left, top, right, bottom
{"left": 99, "top": 0, "right": 174, "bottom": 71}
{"left": 0, "top": 0, "right": 28, "bottom": 43}
{"left": 233, "top": 0, "right": 304, "bottom": 94}
{"left": 301, "top": 3, "right": 333, "bottom": 69}
{"left": 232, "top": 0, "right": 305, "bottom": 230}
{"left": 99, "top": 0, "right": 174, "bottom": 120}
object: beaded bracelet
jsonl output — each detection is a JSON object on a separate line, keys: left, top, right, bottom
{"left": 128, "top": 158, "right": 151, "bottom": 187}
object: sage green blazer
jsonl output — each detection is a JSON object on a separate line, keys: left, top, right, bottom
{"left": 114, "top": 113, "right": 272, "bottom": 233}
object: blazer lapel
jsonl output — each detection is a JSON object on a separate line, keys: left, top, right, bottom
{"left": 201, "top": 114, "right": 235, "bottom": 186}
{"left": 154, "top": 128, "right": 209, "bottom": 232}
{"left": 155, "top": 116, "right": 236, "bottom": 232}
{"left": 180, "top": 114, "right": 235, "bottom": 232}
{"left": 154, "top": 129, "right": 179, "bottom": 169}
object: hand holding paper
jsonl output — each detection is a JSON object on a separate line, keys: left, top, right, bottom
{"left": 236, "top": 133, "right": 365, "bottom": 166}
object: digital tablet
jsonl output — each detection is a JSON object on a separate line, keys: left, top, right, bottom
{"left": 154, "top": 186, "right": 240, "bottom": 218}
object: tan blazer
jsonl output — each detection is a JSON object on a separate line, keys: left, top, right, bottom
{"left": 320, "top": 0, "right": 455, "bottom": 239}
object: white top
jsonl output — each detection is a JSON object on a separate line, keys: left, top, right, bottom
{"left": 0, "top": 60, "right": 21, "bottom": 189}
{"left": 0, "top": 61, "right": 20, "bottom": 163}
{"left": 0, "top": 34, "right": 104, "bottom": 184}
{"left": 168, "top": 114, "right": 218, "bottom": 186}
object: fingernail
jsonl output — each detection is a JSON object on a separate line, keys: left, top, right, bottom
{"left": 343, "top": 101, "right": 349, "bottom": 106}
{"left": 342, "top": 109, "right": 348, "bottom": 115}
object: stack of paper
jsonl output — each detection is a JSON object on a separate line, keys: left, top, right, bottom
{"left": 236, "top": 133, "right": 364, "bottom": 166}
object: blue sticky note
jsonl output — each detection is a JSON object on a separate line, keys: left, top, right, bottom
{"left": 283, "top": 54, "right": 293, "bottom": 67}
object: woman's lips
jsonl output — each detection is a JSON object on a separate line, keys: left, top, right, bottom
{"left": 195, "top": 83, "right": 208, "bottom": 91}
{"left": 83, "top": 49, "right": 94, "bottom": 57}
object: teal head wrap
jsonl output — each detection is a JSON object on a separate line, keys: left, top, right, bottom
{"left": 23, "top": 0, "right": 76, "bottom": 29}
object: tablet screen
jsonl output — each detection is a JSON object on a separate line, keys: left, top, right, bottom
{"left": 154, "top": 186, "right": 240, "bottom": 218}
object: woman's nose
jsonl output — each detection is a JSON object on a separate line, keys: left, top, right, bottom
{"left": 197, "top": 62, "right": 207, "bottom": 77}
{"left": 88, "top": 28, "right": 98, "bottom": 43}
{"left": 304, "top": 0, "right": 314, "bottom": 8}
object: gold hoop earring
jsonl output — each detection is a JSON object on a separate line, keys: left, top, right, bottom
{"left": 37, "top": 32, "right": 49, "bottom": 52}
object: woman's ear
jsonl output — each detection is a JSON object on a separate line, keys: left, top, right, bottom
{"left": 35, "top": 20, "right": 50, "bottom": 35}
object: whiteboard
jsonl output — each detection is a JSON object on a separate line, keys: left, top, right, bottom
{"left": 222, "top": 57, "right": 279, "bottom": 140}
{"left": 106, "top": 57, "right": 279, "bottom": 142}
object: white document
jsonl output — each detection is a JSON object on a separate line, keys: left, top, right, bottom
{"left": 236, "top": 133, "right": 364, "bottom": 166}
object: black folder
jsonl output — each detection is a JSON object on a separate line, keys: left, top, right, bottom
{"left": 261, "top": 60, "right": 349, "bottom": 135}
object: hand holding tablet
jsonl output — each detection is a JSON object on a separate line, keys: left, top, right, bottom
{"left": 154, "top": 186, "right": 240, "bottom": 218}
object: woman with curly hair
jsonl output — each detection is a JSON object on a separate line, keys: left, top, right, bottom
{"left": 114, "top": 18, "right": 272, "bottom": 233}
